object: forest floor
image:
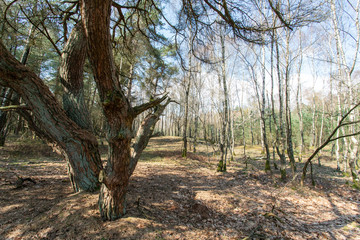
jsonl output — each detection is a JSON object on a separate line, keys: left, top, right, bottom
{"left": 0, "top": 136, "right": 360, "bottom": 240}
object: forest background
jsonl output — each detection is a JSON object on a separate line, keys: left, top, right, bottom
{"left": 0, "top": 0, "right": 360, "bottom": 239}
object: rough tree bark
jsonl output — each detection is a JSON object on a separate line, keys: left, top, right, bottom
{"left": 60, "top": 22, "right": 96, "bottom": 191}
{"left": 60, "top": 22, "right": 92, "bottom": 131}
{"left": 0, "top": 0, "right": 170, "bottom": 220}
{"left": 81, "top": 0, "right": 169, "bottom": 220}
{"left": 0, "top": 42, "right": 103, "bottom": 192}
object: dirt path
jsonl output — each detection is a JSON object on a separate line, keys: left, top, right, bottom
{"left": 1, "top": 137, "right": 359, "bottom": 239}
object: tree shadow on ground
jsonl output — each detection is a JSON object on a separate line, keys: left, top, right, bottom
{"left": 1, "top": 137, "right": 359, "bottom": 239}
{"left": 11, "top": 162, "right": 359, "bottom": 239}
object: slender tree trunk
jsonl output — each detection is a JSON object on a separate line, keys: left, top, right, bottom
{"left": 182, "top": 27, "right": 192, "bottom": 157}
{"left": 335, "top": 80, "right": 342, "bottom": 171}
{"left": 193, "top": 106, "right": 198, "bottom": 153}
{"left": 0, "top": 24, "right": 36, "bottom": 146}
{"left": 328, "top": 60, "right": 338, "bottom": 170}
{"left": 270, "top": 35, "right": 278, "bottom": 170}
{"left": 261, "top": 45, "right": 271, "bottom": 172}
{"left": 217, "top": 32, "right": 229, "bottom": 172}
{"left": 237, "top": 86, "right": 246, "bottom": 156}
{"left": 296, "top": 35, "right": 304, "bottom": 162}
{"left": 229, "top": 102, "right": 235, "bottom": 161}
{"left": 331, "top": 0, "right": 360, "bottom": 184}
{"left": 182, "top": 78, "right": 191, "bottom": 157}
{"left": 275, "top": 32, "right": 287, "bottom": 180}
{"left": 0, "top": 88, "right": 12, "bottom": 146}
{"left": 318, "top": 81, "right": 325, "bottom": 166}
{"left": 241, "top": 109, "right": 246, "bottom": 156}
{"left": 14, "top": 113, "right": 23, "bottom": 135}
{"left": 250, "top": 113, "right": 254, "bottom": 146}
{"left": 311, "top": 85, "right": 317, "bottom": 148}
{"left": 284, "top": 29, "right": 296, "bottom": 175}
{"left": 342, "top": 128, "right": 349, "bottom": 172}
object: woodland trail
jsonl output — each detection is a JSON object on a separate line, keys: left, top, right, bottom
{"left": 1, "top": 136, "right": 359, "bottom": 239}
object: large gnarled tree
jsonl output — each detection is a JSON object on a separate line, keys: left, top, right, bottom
{"left": 0, "top": 0, "right": 323, "bottom": 220}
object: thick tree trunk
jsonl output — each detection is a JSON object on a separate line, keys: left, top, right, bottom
{"left": 98, "top": 98, "right": 170, "bottom": 220}
{"left": 81, "top": 0, "right": 170, "bottom": 220}
{"left": 60, "top": 22, "right": 95, "bottom": 191}
{"left": 81, "top": 0, "right": 133, "bottom": 218}
{"left": 0, "top": 42, "right": 103, "bottom": 192}
{"left": 98, "top": 139, "right": 131, "bottom": 220}
{"left": 61, "top": 22, "right": 92, "bottom": 131}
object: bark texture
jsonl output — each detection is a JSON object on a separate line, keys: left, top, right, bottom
{"left": 0, "top": 42, "right": 102, "bottom": 192}
{"left": 81, "top": 0, "right": 169, "bottom": 220}
{"left": 61, "top": 22, "right": 92, "bottom": 131}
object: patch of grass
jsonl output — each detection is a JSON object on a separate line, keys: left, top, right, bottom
{"left": 352, "top": 182, "right": 360, "bottom": 190}
{"left": 343, "top": 221, "right": 360, "bottom": 231}
{"left": 141, "top": 154, "right": 164, "bottom": 163}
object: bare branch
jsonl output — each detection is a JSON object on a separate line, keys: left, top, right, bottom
{"left": 132, "top": 94, "right": 168, "bottom": 117}
{"left": 329, "top": 130, "right": 360, "bottom": 143}
{"left": 301, "top": 100, "right": 360, "bottom": 185}
{"left": 3, "top": 0, "right": 21, "bottom": 33}
{"left": 0, "top": 104, "right": 29, "bottom": 111}
{"left": 267, "top": 0, "right": 293, "bottom": 31}
{"left": 19, "top": 6, "right": 62, "bottom": 56}
{"left": 130, "top": 98, "right": 171, "bottom": 175}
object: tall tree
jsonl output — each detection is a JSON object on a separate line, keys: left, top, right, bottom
{"left": 284, "top": 27, "right": 296, "bottom": 175}
{"left": 330, "top": 0, "right": 360, "bottom": 184}
{"left": 0, "top": 0, "right": 324, "bottom": 220}
{"left": 217, "top": 27, "right": 229, "bottom": 172}
{"left": 275, "top": 29, "right": 287, "bottom": 180}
